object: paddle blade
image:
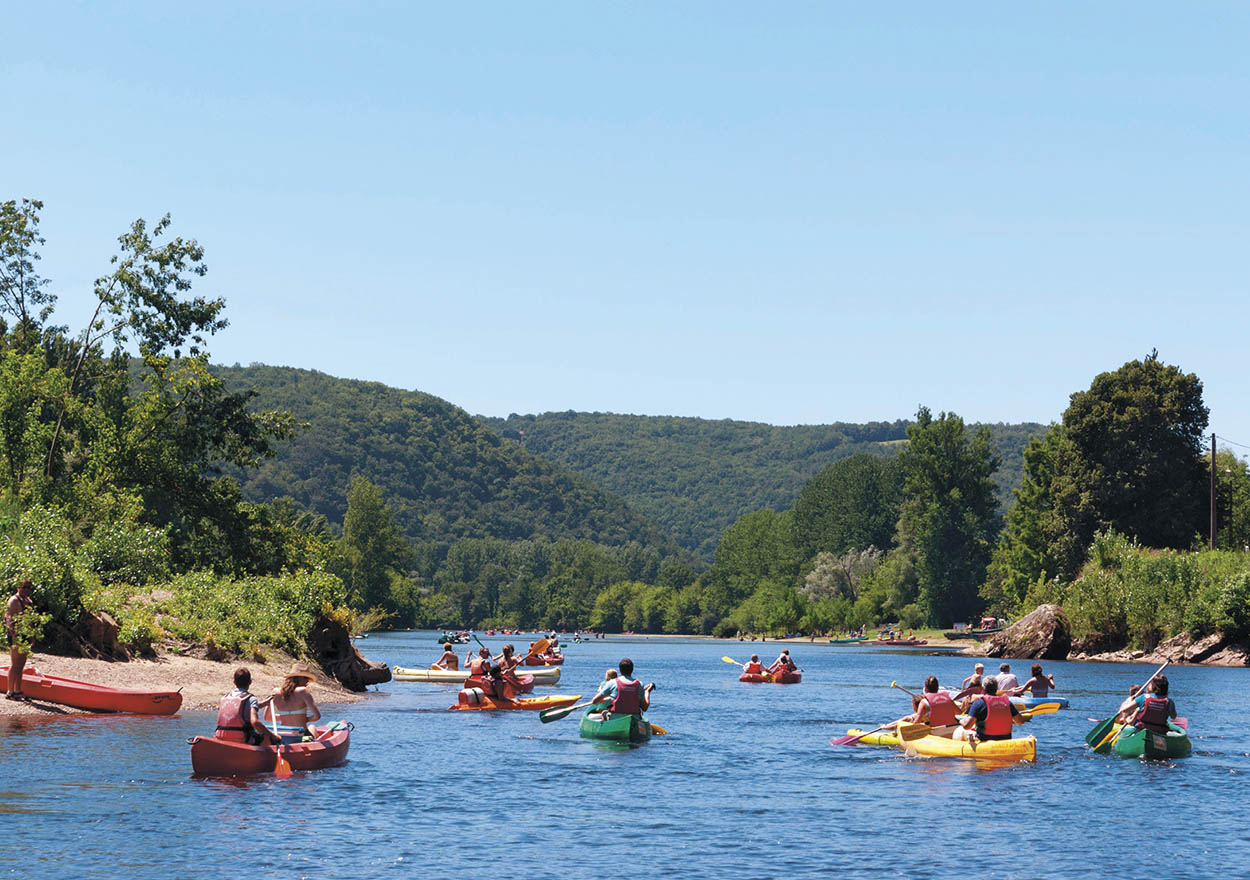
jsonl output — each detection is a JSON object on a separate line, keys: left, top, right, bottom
{"left": 1019, "top": 702, "right": 1061, "bottom": 718}
{"left": 896, "top": 722, "right": 931, "bottom": 742}
{"left": 274, "top": 747, "right": 293, "bottom": 778}
{"left": 721, "top": 656, "right": 739, "bottom": 665}
{"left": 1085, "top": 717, "right": 1116, "bottom": 747}
{"left": 538, "top": 701, "right": 585, "bottom": 723}
{"left": 830, "top": 733, "right": 864, "bottom": 746}
{"left": 649, "top": 724, "right": 668, "bottom": 736}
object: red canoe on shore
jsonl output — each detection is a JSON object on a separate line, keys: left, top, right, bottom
{"left": 1, "top": 665, "right": 182, "bottom": 714}
{"left": 189, "top": 722, "right": 351, "bottom": 776}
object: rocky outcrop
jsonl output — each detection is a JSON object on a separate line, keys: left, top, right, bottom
{"left": 1073, "top": 631, "right": 1250, "bottom": 666}
{"left": 308, "top": 614, "right": 391, "bottom": 691}
{"left": 984, "top": 604, "right": 1072, "bottom": 660}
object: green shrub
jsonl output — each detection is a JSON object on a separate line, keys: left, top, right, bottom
{"left": 0, "top": 506, "right": 92, "bottom": 621}
{"left": 81, "top": 519, "right": 170, "bottom": 586}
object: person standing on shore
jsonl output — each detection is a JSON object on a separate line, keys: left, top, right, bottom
{"left": 5, "top": 580, "right": 35, "bottom": 701}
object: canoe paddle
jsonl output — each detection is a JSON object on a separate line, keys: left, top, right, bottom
{"left": 832, "top": 722, "right": 932, "bottom": 747}
{"left": 831, "top": 724, "right": 893, "bottom": 746}
{"left": 270, "top": 702, "right": 292, "bottom": 778}
{"left": 539, "top": 699, "right": 594, "bottom": 723}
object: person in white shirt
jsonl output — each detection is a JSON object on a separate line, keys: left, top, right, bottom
{"left": 995, "top": 662, "right": 1019, "bottom": 693}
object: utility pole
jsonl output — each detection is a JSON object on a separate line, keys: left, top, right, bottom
{"left": 1210, "top": 432, "right": 1217, "bottom": 551}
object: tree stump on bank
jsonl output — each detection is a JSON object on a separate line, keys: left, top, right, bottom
{"left": 308, "top": 615, "right": 391, "bottom": 691}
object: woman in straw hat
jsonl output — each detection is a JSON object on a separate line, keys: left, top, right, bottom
{"left": 266, "top": 662, "right": 323, "bottom": 743}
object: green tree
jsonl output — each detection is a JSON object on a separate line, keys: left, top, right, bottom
{"left": 791, "top": 454, "right": 902, "bottom": 561}
{"left": 340, "top": 475, "right": 412, "bottom": 610}
{"left": 0, "top": 198, "right": 56, "bottom": 350}
{"left": 700, "top": 509, "right": 800, "bottom": 622}
{"left": 896, "top": 407, "right": 1000, "bottom": 625}
{"left": 987, "top": 354, "right": 1209, "bottom": 607}
{"left": 1059, "top": 352, "right": 1207, "bottom": 555}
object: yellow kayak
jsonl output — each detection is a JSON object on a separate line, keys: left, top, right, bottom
{"left": 844, "top": 729, "right": 1036, "bottom": 762}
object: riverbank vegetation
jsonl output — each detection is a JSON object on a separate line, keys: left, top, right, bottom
{"left": 4, "top": 200, "right": 1248, "bottom": 655}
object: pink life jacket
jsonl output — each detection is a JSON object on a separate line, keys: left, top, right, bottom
{"left": 924, "top": 691, "right": 958, "bottom": 727}
{"left": 1135, "top": 696, "right": 1172, "bottom": 733}
{"left": 983, "top": 694, "right": 1014, "bottom": 737}
{"left": 611, "top": 677, "right": 642, "bottom": 715}
{"left": 215, "top": 692, "right": 249, "bottom": 743}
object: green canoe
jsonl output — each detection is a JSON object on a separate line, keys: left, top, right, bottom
{"left": 828, "top": 637, "right": 868, "bottom": 645}
{"left": 579, "top": 707, "right": 652, "bottom": 743}
{"left": 1113, "top": 724, "right": 1191, "bottom": 760}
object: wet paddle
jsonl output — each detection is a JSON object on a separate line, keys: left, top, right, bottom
{"left": 830, "top": 720, "right": 930, "bottom": 750}
{"left": 539, "top": 699, "right": 594, "bottom": 723}
{"left": 650, "top": 724, "right": 668, "bottom": 736}
{"left": 270, "top": 701, "right": 292, "bottom": 778}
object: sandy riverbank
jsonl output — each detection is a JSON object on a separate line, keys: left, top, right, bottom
{"left": 1, "top": 651, "right": 374, "bottom": 718}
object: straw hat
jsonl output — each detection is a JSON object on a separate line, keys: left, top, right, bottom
{"left": 284, "top": 662, "right": 318, "bottom": 685}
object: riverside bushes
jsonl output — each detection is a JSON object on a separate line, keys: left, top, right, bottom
{"left": 1038, "top": 531, "right": 1250, "bottom": 650}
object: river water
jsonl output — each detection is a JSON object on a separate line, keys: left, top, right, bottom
{"left": 2, "top": 631, "right": 1247, "bottom": 879}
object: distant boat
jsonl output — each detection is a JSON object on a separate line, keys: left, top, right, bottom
{"left": 943, "top": 628, "right": 1001, "bottom": 641}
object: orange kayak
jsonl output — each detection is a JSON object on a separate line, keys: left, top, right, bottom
{"left": 449, "top": 691, "right": 581, "bottom": 711}
{"left": 1, "top": 665, "right": 182, "bottom": 714}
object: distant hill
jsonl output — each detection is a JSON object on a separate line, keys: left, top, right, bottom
{"left": 214, "top": 365, "right": 680, "bottom": 554}
{"left": 479, "top": 413, "right": 1045, "bottom": 559}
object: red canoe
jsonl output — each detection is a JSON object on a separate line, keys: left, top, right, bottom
{"left": 739, "top": 670, "right": 802, "bottom": 684}
{"left": 1, "top": 665, "right": 182, "bottom": 714}
{"left": 522, "top": 653, "right": 564, "bottom": 666}
{"left": 189, "top": 722, "right": 351, "bottom": 776}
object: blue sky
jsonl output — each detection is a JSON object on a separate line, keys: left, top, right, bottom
{"left": 5, "top": 3, "right": 1248, "bottom": 451}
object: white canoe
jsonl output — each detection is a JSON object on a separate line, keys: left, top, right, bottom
{"left": 392, "top": 665, "right": 561, "bottom": 684}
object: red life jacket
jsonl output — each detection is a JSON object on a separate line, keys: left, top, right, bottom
{"left": 1135, "top": 696, "right": 1172, "bottom": 733}
{"left": 215, "top": 692, "right": 252, "bottom": 743}
{"left": 982, "top": 694, "right": 1014, "bottom": 737}
{"left": 469, "top": 656, "right": 486, "bottom": 675}
{"left": 611, "top": 677, "right": 642, "bottom": 715}
{"left": 744, "top": 662, "right": 763, "bottom": 675}
{"left": 924, "top": 691, "right": 958, "bottom": 727}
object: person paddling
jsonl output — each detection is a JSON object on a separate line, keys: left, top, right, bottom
{"left": 466, "top": 647, "right": 492, "bottom": 676}
{"left": 768, "top": 649, "right": 797, "bottom": 675}
{"left": 432, "top": 642, "right": 460, "bottom": 671}
{"left": 1011, "top": 663, "right": 1056, "bottom": 699}
{"left": 1121, "top": 675, "right": 1177, "bottom": 733}
{"left": 955, "top": 675, "right": 1026, "bottom": 742}
{"left": 995, "top": 663, "right": 1019, "bottom": 693}
{"left": 889, "top": 676, "right": 960, "bottom": 737}
{"left": 590, "top": 657, "right": 654, "bottom": 721}
{"left": 215, "top": 667, "right": 278, "bottom": 745}
{"left": 742, "top": 654, "right": 766, "bottom": 676}
{"left": 268, "top": 662, "right": 322, "bottom": 743}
